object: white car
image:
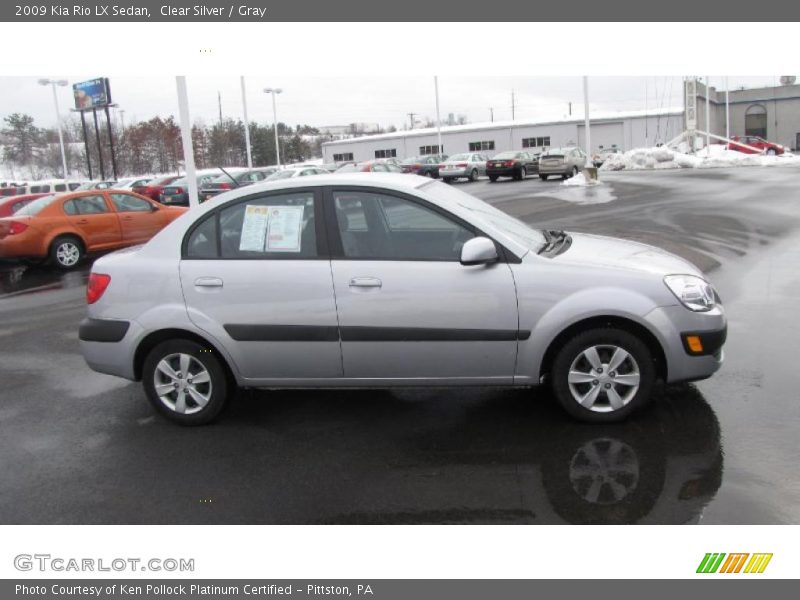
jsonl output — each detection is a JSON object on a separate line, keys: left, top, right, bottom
{"left": 439, "top": 153, "right": 490, "bottom": 183}
{"left": 266, "top": 167, "right": 330, "bottom": 181}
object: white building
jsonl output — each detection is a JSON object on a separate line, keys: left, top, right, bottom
{"left": 321, "top": 108, "right": 684, "bottom": 163}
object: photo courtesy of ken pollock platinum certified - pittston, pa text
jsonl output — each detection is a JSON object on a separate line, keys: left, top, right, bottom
{"left": 15, "top": 583, "right": 373, "bottom": 597}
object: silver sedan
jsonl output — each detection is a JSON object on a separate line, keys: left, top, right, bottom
{"left": 439, "top": 153, "right": 489, "bottom": 182}
{"left": 79, "top": 173, "right": 726, "bottom": 425}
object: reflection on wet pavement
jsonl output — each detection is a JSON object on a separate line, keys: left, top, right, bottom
{"left": 0, "top": 261, "right": 90, "bottom": 297}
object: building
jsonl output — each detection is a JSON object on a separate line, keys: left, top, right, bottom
{"left": 692, "top": 78, "right": 800, "bottom": 150}
{"left": 321, "top": 108, "right": 684, "bottom": 163}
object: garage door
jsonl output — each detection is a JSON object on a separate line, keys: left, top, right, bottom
{"left": 578, "top": 122, "right": 624, "bottom": 153}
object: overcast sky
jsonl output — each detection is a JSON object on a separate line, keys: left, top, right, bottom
{"left": 0, "top": 76, "right": 785, "bottom": 131}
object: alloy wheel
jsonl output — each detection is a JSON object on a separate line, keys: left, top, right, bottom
{"left": 567, "top": 344, "right": 641, "bottom": 413}
{"left": 154, "top": 353, "right": 213, "bottom": 415}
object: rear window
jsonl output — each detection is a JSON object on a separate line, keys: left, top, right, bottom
{"left": 14, "top": 195, "right": 58, "bottom": 216}
{"left": 447, "top": 154, "right": 470, "bottom": 162}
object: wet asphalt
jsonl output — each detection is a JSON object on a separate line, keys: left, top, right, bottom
{"left": 1, "top": 166, "right": 799, "bottom": 524}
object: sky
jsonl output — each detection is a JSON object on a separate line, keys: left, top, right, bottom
{"left": 0, "top": 76, "right": 786, "bottom": 131}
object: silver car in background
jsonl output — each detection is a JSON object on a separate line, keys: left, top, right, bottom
{"left": 79, "top": 173, "right": 726, "bottom": 426}
{"left": 539, "top": 147, "right": 588, "bottom": 180}
{"left": 439, "top": 153, "right": 490, "bottom": 183}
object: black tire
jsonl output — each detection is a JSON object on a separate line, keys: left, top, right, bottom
{"left": 489, "top": 175, "right": 498, "bottom": 182}
{"left": 468, "top": 169, "right": 479, "bottom": 182}
{"left": 571, "top": 166, "right": 580, "bottom": 177}
{"left": 443, "top": 177, "right": 454, "bottom": 183}
{"left": 551, "top": 328, "right": 655, "bottom": 423}
{"left": 539, "top": 174, "right": 548, "bottom": 181}
{"left": 142, "top": 339, "right": 230, "bottom": 426}
{"left": 49, "top": 235, "right": 84, "bottom": 270}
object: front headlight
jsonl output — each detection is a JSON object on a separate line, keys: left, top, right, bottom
{"left": 664, "top": 274, "right": 717, "bottom": 312}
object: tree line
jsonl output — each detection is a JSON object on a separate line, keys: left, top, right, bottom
{"left": 1, "top": 112, "right": 329, "bottom": 181}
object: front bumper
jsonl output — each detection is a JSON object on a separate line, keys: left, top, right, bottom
{"left": 645, "top": 305, "right": 727, "bottom": 383}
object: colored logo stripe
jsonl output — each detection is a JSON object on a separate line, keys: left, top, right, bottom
{"left": 697, "top": 553, "right": 726, "bottom": 573}
{"left": 697, "top": 553, "right": 773, "bottom": 574}
{"left": 744, "top": 553, "right": 773, "bottom": 574}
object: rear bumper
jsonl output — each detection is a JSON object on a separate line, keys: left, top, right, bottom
{"left": 487, "top": 167, "right": 517, "bottom": 177}
{"left": 0, "top": 236, "right": 47, "bottom": 260}
{"left": 539, "top": 163, "right": 569, "bottom": 175}
{"left": 80, "top": 317, "right": 139, "bottom": 380}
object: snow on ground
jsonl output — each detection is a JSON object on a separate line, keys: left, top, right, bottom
{"left": 562, "top": 172, "right": 602, "bottom": 187}
{"left": 600, "top": 144, "right": 800, "bottom": 172}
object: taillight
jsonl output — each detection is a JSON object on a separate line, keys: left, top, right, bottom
{"left": 174, "top": 187, "right": 184, "bottom": 194}
{"left": 219, "top": 182, "right": 231, "bottom": 190}
{"left": 457, "top": 162, "right": 467, "bottom": 168}
{"left": 504, "top": 160, "right": 515, "bottom": 167}
{"left": 8, "top": 221, "right": 28, "bottom": 235}
{"left": 86, "top": 273, "right": 111, "bottom": 305}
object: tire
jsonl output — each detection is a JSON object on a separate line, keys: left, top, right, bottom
{"left": 571, "top": 166, "right": 580, "bottom": 177}
{"left": 468, "top": 169, "right": 479, "bottom": 182}
{"left": 142, "top": 339, "right": 230, "bottom": 426}
{"left": 49, "top": 235, "right": 84, "bottom": 270}
{"left": 550, "top": 327, "right": 655, "bottom": 423}
{"left": 489, "top": 175, "right": 498, "bottom": 182}
{"left": 766, "top": 148, "right": 777, "bottom": 156}
{"left": 520, "top": 166, "right": 527, "bottom": 179}
{"left": 540, "top": 174, "right": 548, "bottom": 181}
{"left": 443, "top": 177, "right": 454, "bottom": 183}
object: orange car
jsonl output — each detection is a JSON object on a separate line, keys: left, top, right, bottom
{"left": 0, "top": 190, "right": 186, "bottom": 269}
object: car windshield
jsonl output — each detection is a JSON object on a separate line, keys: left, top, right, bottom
{"left": 151, "top": 176, "right": 179, "bottom": 186}
{"left": 14, "top": 194, "right": 58, "bottom": 216}
{"left": 420, "top": 181, "right": 545, "bottom": 251}
{"left": 447, "top": 154, "right": 470, "bottom": 162}
{"left": 541, "top": 148, "right": 568, "bottom": 156}
{"left": 492, "top": 152, "right": 521, "bottom": 159}
{"left": 266, "top": 170, "right": 298, "bottom": 180}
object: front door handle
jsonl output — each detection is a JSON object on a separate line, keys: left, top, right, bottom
{"left": 194, "top": 277, "right": 223, "bottom": 288}
{"left": 76, "top": 219, "right": 89, "bottom": 225}
{"left": 349, "top": 277, "right": 382, "bottom": 288}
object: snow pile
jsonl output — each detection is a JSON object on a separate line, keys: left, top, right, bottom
{"left": 599, "top": 144, "right": 800, "bottom": 172}
{"left": 562, "top": 172, "right": 602, "bottom": 187}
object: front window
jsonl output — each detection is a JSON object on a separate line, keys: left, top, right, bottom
{"left": 110, "top": 193, "right": 153, "bottom": 213}
{"left": 333, "top": 190, "right": 474, "bottom": 261}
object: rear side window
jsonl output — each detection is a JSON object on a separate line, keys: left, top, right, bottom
{"left": 54, "top": 184, "right": 67, "bottom": 192}
{"left": 185, "top": 191, "right": 317, "bottom": 259}
{"left": 67, "top": 195, "right": 109, "bottom": 215}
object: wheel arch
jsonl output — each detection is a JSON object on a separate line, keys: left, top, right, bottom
{"left": 133, "top": 328, "right": 238, "bottom": 386}
{"left": 48, "top": 229, "right": 87, "bottom": 253}
{"left": 538, "top": 315, "right": 668, "bottom": 383}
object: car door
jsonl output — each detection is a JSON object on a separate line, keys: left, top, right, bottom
{"left": 108, "top": 192, "right": 163, "bottom": 244}
{"left": 326, "top": 187, "right": 520, "bottom": 383}
{"left": 179, "top": 187, "right": 343, "bottom": 383}
{"left": 63, "top": 194, "right": 122, "bottom": 250}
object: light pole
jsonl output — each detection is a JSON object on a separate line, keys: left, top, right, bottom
{"left": 264, "top": 87, "right": 283, "bottom": 167}
{"left": 38, "top": 78, "right": 69, "bottom": 179}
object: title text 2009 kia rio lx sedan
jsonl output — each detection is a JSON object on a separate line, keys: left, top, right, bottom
{"left": 79, "top": 173, "right": 726, "bottom": 425}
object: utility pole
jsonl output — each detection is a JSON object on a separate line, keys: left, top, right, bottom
{"left": 434, "top": 76, "right": 443, "bottom": 156}
{"left": 407, "top": 112, "right": 417, "bottom": 129}
{"left": 511, "top": 90, "right": 516, "bottom": 120}
{"left": 583, "top": 76, "right": 591, "bottom": 167}
{"left": 119, "top": 109, "right": 126, "bottom": 133}
{"left": 568, "top": 101, "right": 572, "bottom": 116}
{"left": 725, "top": 76, "right": 730, "bottom": 141}
{"left": 705, "top": 76, "right": 710, "bottom": 154}
{"left": 217, "top": 91, "right": 223, "bottom": 124}
{"left": 176, "top": 76, "right": 199, "bottom": 207}
{"left": 240, "top": 76, "right": 253, "bottom": 169}
{"left": 489, "top": 107, "right": 494, "bottom": 122}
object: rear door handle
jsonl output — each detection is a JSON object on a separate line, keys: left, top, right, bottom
{"left": 122, "top": 216, "right": 134, "bottom": 221}
{"left": 194, "top": 277, "right": 223, "bottom": 288}
{"left": 76, "top": 219, "right": 89, "bottom": 225}
{"left": 349, "top": 277, "right": 382, "bottom": 288}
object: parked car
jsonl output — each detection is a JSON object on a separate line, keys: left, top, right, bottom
{"left": 486, "top": 151, "right": 539, "bottom": 182}
{"left": 0, "top": 190, "right": 185, "bottom": 269}
{"left": 132, "top": 175, "right": 182, "bottom": 202}
{"left": 0, "top": 193, "right": 48, "bottom": 218}
{"left": 78, "top": 173, "right": 726, "bottom": 426}
{"left": 439, "top": 153, "right": 490, "bottom": 183}
{"left": 401, "top": 155, "right": 447, "bottom": 178}
{"left": 161, "top": 172, "right": 223, "bottom": 206}
{"left": 727, "top": 136, "right": 787, "bottom": 155}
{"left": 75, "top": 181, "right": 118, "bottom": 191}
{"left": 266, "top": 166, "right": 331, "bottom": 180}
{"left": 10, "top": 180, "right": 83, "bottom": 195}
{"left": 200, "top": 168, "right": 280, "bottom": 202}
{"left": 538, "top": 147, "right": 587, "bottom": 180}
{"left": 592, "top": 148, "right": 622, "bottom": 167}
{"left": 115, "top": 177, "right": 153, "bottom": 191}
{"left": 336, "top": 160, "right": 403, "bottom": 173}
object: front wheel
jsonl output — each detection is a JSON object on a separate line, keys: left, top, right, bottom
{"left": 571, "top": 166, "right": 580, "bottom": 177}
{"left": 539, "top": 174, "right": 548, "bottom": 181}
{"left": 143, "top": 339, "right": 230, "bottom": 425}
{"left": 551, "top": 328, "right": 655, "bottom": 422}
{"left": 469, "top": 169, "right": 479, "bottom": 182}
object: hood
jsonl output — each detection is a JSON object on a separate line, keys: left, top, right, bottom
{"left": 551, "top": 232, "right": 704, "bottom": 278}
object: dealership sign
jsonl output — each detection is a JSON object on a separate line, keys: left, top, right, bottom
{"left": 72, "top": 78, "right": 112, "bottom": 111}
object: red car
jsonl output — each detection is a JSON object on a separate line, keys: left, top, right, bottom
{"left": 132, "top": 175, "right": 181, "bottom": 202}
{"left": 728, "top": 136, "right": 787, "bottom": 155}
{"left": 0, "top": 193, "right": 48, "bottom": 218}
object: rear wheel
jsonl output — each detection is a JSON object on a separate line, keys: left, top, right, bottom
{"left": 489, "top": 175, "right": 498, "bottom": 182}
{"left": 551, "top": 328, "right": 655, "bottom": 423}
{"left": 540, "top": 174, "right": 548, "bottom": 181}
{"left": 49, "top": 235, "right": 84, "bottom": 270}
{"left": 518, "top": 166, "right": 527, "bottom": 180}
{"left": 443, "top": 177, "right": 454, "bottom": 183}
{"left": 469, "top": 169, "right": 479, "bottom": 182}
{"left": 142, "top": 339, "right": 229, "bottom": 425}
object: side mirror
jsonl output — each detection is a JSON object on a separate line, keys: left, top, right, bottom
{"left": 460, "top": 236, "right": 498, "bottom": 266}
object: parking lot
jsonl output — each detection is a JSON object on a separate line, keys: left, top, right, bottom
{"left": 1, "top": 166, "right": 799, "bottom": 524}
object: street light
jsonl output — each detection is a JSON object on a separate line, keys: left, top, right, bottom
{"left": 38, "top": 78, "right": 69, "bottom": 179}
{"left": 263, "top": 87, "right": 283, "bottom": 167}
